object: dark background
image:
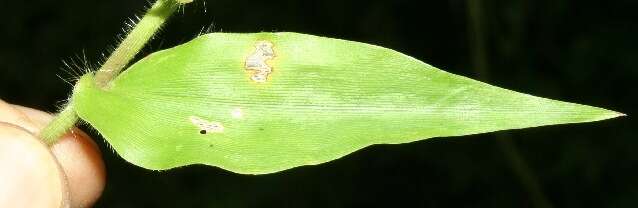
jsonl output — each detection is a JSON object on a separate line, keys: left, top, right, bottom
{"left": 1, "top": 0, "right": 636, "bottom": 207}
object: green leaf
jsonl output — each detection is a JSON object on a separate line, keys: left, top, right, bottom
{"left": 176, "top": 0, "right": 193, "bottom": 4}
{"left": 71, "top": 32, "right": 623, "bottom": 174}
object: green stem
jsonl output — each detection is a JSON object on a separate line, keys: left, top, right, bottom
{"left": 94, "top": 0, "right": 179, "bottom": 88}
{"left": 39, "top": 104, "right": 79, "bottom": 145}
{"left": 496, "top": 134, "right": 553, "bottom": 208}
{"left": 40, "top": 0, "right": 181, "bottom": 144}
{"left": 466, "top": 1, "right": 553, "bottom": 207}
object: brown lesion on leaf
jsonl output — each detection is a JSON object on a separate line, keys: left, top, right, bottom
{"left": 245, "top": 41, "right": 275, "bottom": 83}
{"left": 189, "top": 116, "right": 224, "bottom": 134}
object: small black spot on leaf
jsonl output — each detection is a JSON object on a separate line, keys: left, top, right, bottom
{"left": 200, "top": 130, "right": 207, "bottom": 134}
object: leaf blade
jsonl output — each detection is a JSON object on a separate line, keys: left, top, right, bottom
{"left": 73, "top": 32, "right": 622, "bottom": 174}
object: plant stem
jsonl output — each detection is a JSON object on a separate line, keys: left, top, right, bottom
{"left": 39, "top": 104, "right": 79, "bottom": 145}
{"left": 94, "top": 0, "right": 179, "bottom": 88}
{"left": 40, "top": 0, "right": 180, "bottom": 144}
{"left": 466, "top": 1, "right": 553, "bottom": 207}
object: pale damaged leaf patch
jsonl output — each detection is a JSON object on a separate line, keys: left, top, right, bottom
{"left": 245, "top": 41, "right": 275, "bottom": 83}
{"left": 189, "top": 116, "right": 224, "bottom": 134}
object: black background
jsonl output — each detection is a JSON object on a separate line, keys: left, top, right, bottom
{"left": 1, "top": 0, "right": 636, "bottom": 207}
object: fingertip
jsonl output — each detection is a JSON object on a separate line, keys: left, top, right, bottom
{"left": 50, "top": 130, "right": 106, "bottom": 208}
{"left": 0, "top": 101, "right": 39, "bottom": 133}
{"left": 10, "top": 104, "right": 52, "bottom": 131}
{"left": 0, "top": 123, "right": 69, "bottom": 208}
{"left": 13, "top": 105, "right": 106, "bottom": 208}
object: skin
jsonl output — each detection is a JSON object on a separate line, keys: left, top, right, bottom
{"left": 0, "top": 99, "right": 105, "bottom": 208}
